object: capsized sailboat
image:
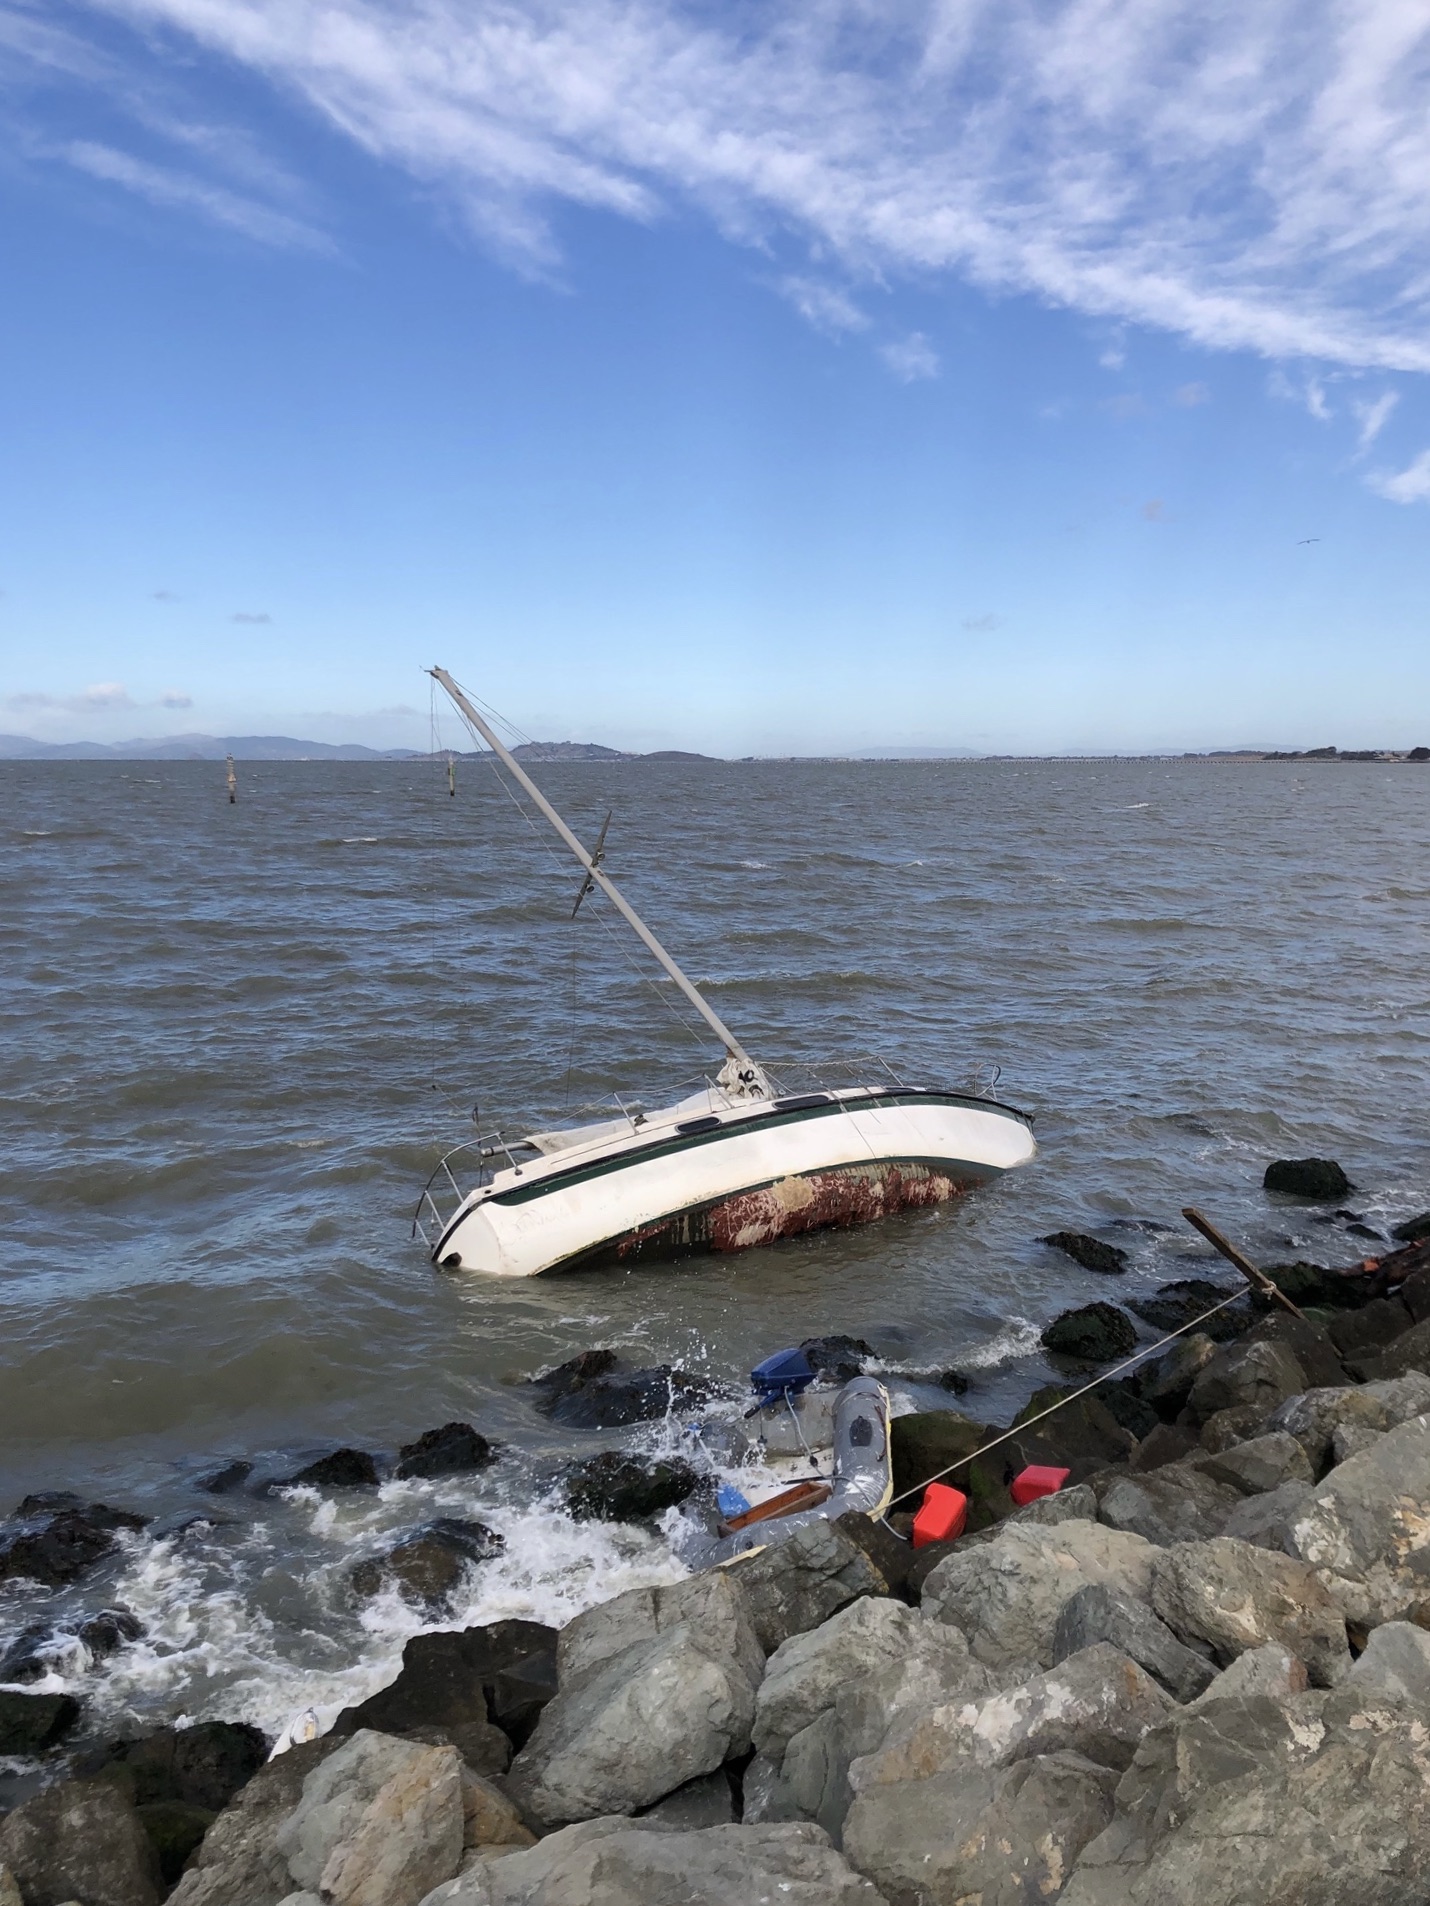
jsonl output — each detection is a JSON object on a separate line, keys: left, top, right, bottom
{"left": 413, "top": 667, "right": 1036, "bottom": 1277}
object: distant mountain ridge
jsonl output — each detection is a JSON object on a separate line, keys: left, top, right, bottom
{"left": 0, "top": 732, "right": 717, "bottom": 762}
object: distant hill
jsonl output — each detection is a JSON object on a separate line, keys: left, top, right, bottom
{"left": 0, "top": 732, "right": 719, "bottom": 762}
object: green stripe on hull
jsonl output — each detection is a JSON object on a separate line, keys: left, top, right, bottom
{"left": 489, "top": 1090, "right": 1028, "bottom": 1211}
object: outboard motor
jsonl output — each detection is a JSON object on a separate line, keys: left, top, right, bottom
{"left": 749, "top": 1346, "right": 815, "bottom": 1405}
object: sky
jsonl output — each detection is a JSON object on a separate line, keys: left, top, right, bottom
{"left": 2, "top": 0, "right": 1429, "bottom": 756}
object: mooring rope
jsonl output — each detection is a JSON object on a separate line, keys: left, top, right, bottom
{"left": 883, "top": 1282, "right": 1256, "bottom": 1514}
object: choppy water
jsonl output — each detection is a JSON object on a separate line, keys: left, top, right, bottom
{"left": 2, "top": 755, "right": 1428, "bottom": 1749}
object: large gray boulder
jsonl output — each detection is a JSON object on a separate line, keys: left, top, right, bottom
{"left": 1179, "top": 1640, "right": 1308, "bottom": 1711}
{"left": 507, "top": 1573, "right": 763, "bottom": 1826}
{"left": 1052, "top": 1583, "right": 1215, "bottom": 1701}
{"left": 1062, "top": 1688, "right": 1430, "bottom": 1905}
{"left": 1341, "top": 1620, "right": 1430, "bottom": 1707}
{"left": 1288, "top": 1411, "right": 1430, "bottom": 1626}
{"left": 748, "top": 1596, "right": 985, "bottom": 1839}
{"left": 1096, "top": 1464, "right": 1242, "bottom": 1546}
{"left": 1150, "top": 1538, "right": 1350, "bottom": 1685}
{"left": 851, "top": 1644, "right": 1172, "bottom": 1792}
{"left": 921, "top": 1519, "right": 1158, "bottom": 1670}
{"left": 275, "top": 1731, "right": 465, "bottom": 1906}
{"left": 1199, "top": 1432, "right": 1311, "bottom": 1495}
{"left": 0, "top": 1777, "right": 160, "bottom": 1906}
{"left": 168, "top": 1738, "right": 348, "bottom": 1906}
{"left": 843, "top": 1750, "right": 1117, "bottom": 1906}
{"left": 1262, "top": 1374, "right": 1430, "bottom": 1473}
{"left": 1219, "top": 1479, "right": 1314, "bottom": 1553}
{"left": 1186, "top": 1341, "right": 1306, "bottom": 1425}
{"left": 417, "top": 1818, "right": 885, "bottom": 1904}
{"left": 722, "top": 1519, "right": 890, "bottom": 1653}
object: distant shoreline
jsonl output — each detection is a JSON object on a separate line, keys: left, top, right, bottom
{"left": 1, "top": 734, "right": 1426, "bottom": 765}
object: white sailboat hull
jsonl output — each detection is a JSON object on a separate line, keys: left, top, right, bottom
{"left": 430, "top": 1088, "right": 1034, "bottom": 1278}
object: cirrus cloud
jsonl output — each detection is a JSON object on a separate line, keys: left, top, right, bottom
{"left": 53, "top": 0, "right": 1430, "bottom": 372}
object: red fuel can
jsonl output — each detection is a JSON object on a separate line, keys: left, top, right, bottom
{"left": 912, "top": 1481, "right": 968, "bottom": 1548}
{"left": 1010, "top": 1464, "right": 1071, "bottom": 1506}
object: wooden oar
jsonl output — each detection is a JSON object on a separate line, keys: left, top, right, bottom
{"left": 1182, "top": 1207, "right": 1308, "bottom": 1321}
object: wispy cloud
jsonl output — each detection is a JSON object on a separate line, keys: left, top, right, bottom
{"left": 1142, "top": 498, "right": 1164, "bottom": 521}
{"left": 961, "top": 613, "right": 1003, "bottom": 632}
{"left": 775, "top": 276, "right": 869, "bottom": 335}
{"left": 1368, "top": 449, "right": 1430, "bottom": 504}
{"left": 880, "top": 332, "right": 939, "bottom": 381}
{"left": 5, "top": 680, "right": 191, "bottom": 712}
{"left": 152, "top": 588, "right": 179, "bottom": 600}
{"left": 60, "top": 0, "right": 1430, "bottom": 371}
{"left": 1353, "top": 390, "right": 1399, "bottom": 449}
{"left": 63, "top": 140, "right": 333, "bottom": 252}
{"left": 231, "top": 610, "right": 272, "bottom": 623}
{"left": 1173, "top": 382, "right": 1210, "bottom": 407}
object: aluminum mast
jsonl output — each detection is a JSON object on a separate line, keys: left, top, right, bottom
{"left": 430, "top": 667, "right": 766, "bottom": 1093}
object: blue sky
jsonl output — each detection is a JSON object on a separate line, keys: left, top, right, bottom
{"left": 3, "top": 0, "right": 1429, "bottom": 754}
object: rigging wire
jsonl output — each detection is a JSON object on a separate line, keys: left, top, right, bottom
{"left": 442, "top": 695, "right": 716, "bottom": 1060}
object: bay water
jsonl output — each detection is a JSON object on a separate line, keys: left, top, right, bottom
{"left": 2, "top": 755, "right": 1427, "bottom": 1744}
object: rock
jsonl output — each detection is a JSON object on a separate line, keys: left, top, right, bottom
{"left": 859, "top": 1644, "right": 1173, "bottom": 1790}
{"left": 1342, "top": 1620, "right": 1430, "bottom": 1706}
{"left": 754, "top": 1600, "right": 940, "bottom": 1761}
{"left": 395, "top": 1424, "right": 497, "bottom": 1481}
{"left": 845, "top": 1749, "right": 1115, "bottom": 1906}
{"left": 283, "top": 1449, "right": 380, "bottom": 1489}
{"left": 1010, "top": 1387, "right": 1139, "bottom": 1473}
{"left": 1008, "top": 1480, "right": 1100, "bottom": 1528}
{"left": 0, "top": 1499, "right": 148, "bottom": 1587}
{"left": 1095, "top": 1379, "right": 1162, "bottom": 1440}
{"left": 1063, "top": 1692, "right": 1430, "bottom": 1906}
{"left": 419, "top": 1818, "right": 885, "bottom": 1905}
{"left": 136, "top": 1801, "right": 215, "bottom": 1887}
{"left": 333, "top": 1620, "right": 558, "bottom": 1753}
{"left": 0, "top": 1864, "right": 19, "bottom": 1906}
{"left": 507, "top": 1572, "right": 763, "bottom": 1826}
{"left": 831, "top": 1508, "right": 918, "bottom": 1594}
{"left": 1125, "top": 1281, "right": 1248, "bottom": 1340}
{"left": 1288, "top": 1411, "right": 1430, "bottom": 1626}
{"left": 1263, "top": 1383, "right": 1395, "bottom": 1472}
{"left": 1181, "top": 1639, "right": 1309, "bottom": 1710}
{"left": 1327, "top": 1296, "right": 1413, "bottom": 1357}
{"left": 889, "top": 1409, "right": 987, "bottom": 1499}
{"left": 1256, "top": 1259, "right": 1373, "bottom": 1312}
{"left": 197, "top": 1461, "right": 253, "bottom": 1494}
{"left": 798, "top": 1335, "right": 877, "bottom": 1379}
{"left": 530, "top": 1355, "right": 726, "bottom": 1430}
{"left": 1244, "top": 1311, "right": 1347, "bottom": 1389}
{"left": 1264, "top": 1156, "right": 1352, "bottom": 1199}
{"left": 1196, "top": 1404, "right": 1265, "bottom": 1451}
{"left": 921, "top": 1519, "right": 1158, "bottom": 1670}
{"left": 635, "top": 1770, "right": 734, "bottom": 1829}
{"left": 725, "top": 1517, "right": 892, "bottom": 1653}
{"left": 1128, "top": 1422, "right": 1198, "bottom": 1471}
{"left": 1043, "top": 1231, "right": 1129, "bottom": 1274}
{"left": 1220, "top": 1480, "right": 1314, "bottom": 1552}
{"left": 0, "top": 1778, "right": 160, "bottom": 1906}
{"left": 0, "top": 1689, "right": 81, "bottom": 1755}
{"left": 1185, "top": 1340, "right": 1307, "bottom": 1424}
{"left": 1392, "top": 1210, "right": 1430, "bottom": 1243}
{"left": 1041, "top": 1303, "right": 1138, "bottom": 1363}
{"left": 460, "top": 1769, "right": 535, "bottom": 1849}
{"left": 83, "top": 1721, "right": 270, "bottom": 1813}
{"left": 1052, "top": 1584, "right": 1215, "bottom": 1702}
{"left": 887, "top": 1366, "right": 970, "bottom": 1395}
{"left": 1096, "top": 1465, "right": 1242, "bottom": 1546}
{"left": 1149, "top": 1537, "right": 1349, "bottom": 1684}
{"left": 350, "top": 1520, "right": 505, "bottom": 1610}
{"left": 167, "top": 1736, "right": 347, "bottom": 1906}
{"left": 0, "top": 1622, "right": 57, "bottom": 1683}
{"left": 1199, "top": 1431, "right": 1312, "bottom": 1495}
{"left": 1137, "top": 1334, "right": 1218, "bottom": 1418}
{"left": 277, "top": 1731, "right": 464, "bottom": 1906}
{"left": 80, "top": 1608, "right": 145, "bottom": 1660}
{"left": 1348, "top": 1315, "right": 1430, "bottom": 1382}
{"left": 1331, "top": 1420, "right": 1383, "bottom": 1463}
{"left": 561, "top": 1452, "right": 698, "bottom": 1522}
{"left": 1402, "top": 1262, "right": 1430, "bottom": 1322}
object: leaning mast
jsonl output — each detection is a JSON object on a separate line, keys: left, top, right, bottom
{"left": 429, "top": 666, "right": 766, "bottom": 1094}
